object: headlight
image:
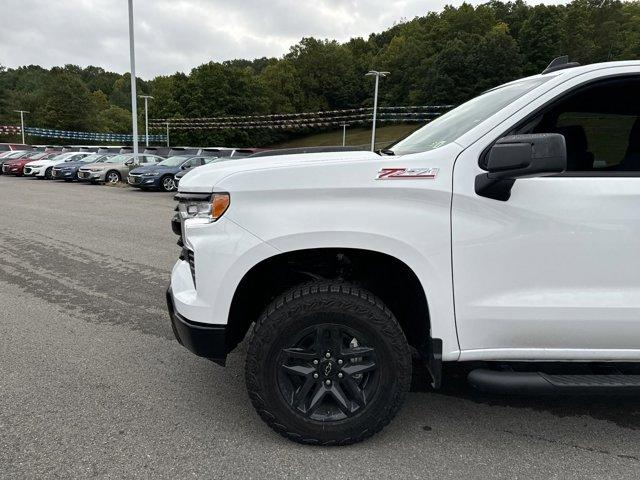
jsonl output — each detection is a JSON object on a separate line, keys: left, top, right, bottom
{"left": 90, "top": 167, "right": 104, "bottom": 172}
{"left": 175, "top": 192, "right": 230, "bottom": 223}
{"left": 142, "top": 172, "right": 158, "bottom": 176}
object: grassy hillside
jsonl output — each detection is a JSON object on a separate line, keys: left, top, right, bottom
{"left": 269, "top": 123, "right": 422, "bottom": 150}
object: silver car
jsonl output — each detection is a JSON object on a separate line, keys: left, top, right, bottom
{"left": 77, "top": 153, "right": 164, "bottom": 184}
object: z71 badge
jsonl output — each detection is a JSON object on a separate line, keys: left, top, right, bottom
{"left": 376, "top": 167, "right": 439, "bottom": 180}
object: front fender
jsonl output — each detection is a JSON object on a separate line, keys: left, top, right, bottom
{"left": 262, "top": 231, "right": 459, "bottom": 360}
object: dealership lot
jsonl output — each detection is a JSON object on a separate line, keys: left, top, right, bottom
{"left": 2, "top": 175, "right": 640, "bottom": 479}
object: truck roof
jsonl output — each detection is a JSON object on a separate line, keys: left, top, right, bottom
{"left": 501, "top": 60, "right": 640, "bottom": 90}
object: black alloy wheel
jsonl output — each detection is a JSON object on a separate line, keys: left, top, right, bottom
{"left": 277, "top": 324, "right": 378, "bottom": 421}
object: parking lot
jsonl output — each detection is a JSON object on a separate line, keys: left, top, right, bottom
{"left": 2, "top": 175, "right": 640, "bottom": 479}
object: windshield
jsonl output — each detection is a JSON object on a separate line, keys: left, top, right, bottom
{"left": 104, "top": 154, "right": 131, "bottom": 164}
{"left": 4, "top": 151, "right": 26, "bottom": 158}
{"left": 80, "top": 154, "right": 105, "bottom": 163}
{"left": 390, "top": 77, "right": 551, "bottom": 155}
{"left": 158, "top": 156, "right": 189, "bottom": 167}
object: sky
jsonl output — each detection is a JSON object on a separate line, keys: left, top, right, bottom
{"left": 1, "top": 0, "right": 562, "bottom": 79}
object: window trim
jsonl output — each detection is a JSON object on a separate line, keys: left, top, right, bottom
{"left": 479, "top": 73, "right": 640, "bottom": 177}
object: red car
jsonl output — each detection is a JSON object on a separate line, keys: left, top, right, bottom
{"left": 1, "top": 151, "right": 53, "bottom": 176}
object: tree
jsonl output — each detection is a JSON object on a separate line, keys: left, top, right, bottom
{"left": 97, "top": 105, "right": 131, "bottom": 133}
{"left": 519, "top": 5, "right": 564, "bottom": 74}
{"left": 39, "top": 71, "right": 97, "bottom": 131}
{"left": 2, "top": 0, "right": 640, "bottom": 146}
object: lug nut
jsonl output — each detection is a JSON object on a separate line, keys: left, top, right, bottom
{"left": 325, "top": 352, "right": 331, "bottom": 358}
{"left": 313, "top": 373, "right": 319, "bottom": 379}
{"left": 325, "top": 379, "right": 331, "bottom": 386}
{"left": 313, "top": 359, "right": 319, "bottom": 365}
{"left": 337, "top": 359, "right": 343, "bottom": 365}
{"left": 338, "top": 373, "right": 343, "bottom": 379}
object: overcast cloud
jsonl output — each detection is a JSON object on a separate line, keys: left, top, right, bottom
{"left": 1, "top": 0, "right": 563, "bottom": 79}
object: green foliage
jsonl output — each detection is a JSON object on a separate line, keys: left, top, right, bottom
{"left": 97, "top": 105, "right": 132, "bottom": 133}
{"left": 39, "top": 70, "right": 98, "bottom": 130}
{"left": 1, "top": 0, "right": 640, "bottom": 146}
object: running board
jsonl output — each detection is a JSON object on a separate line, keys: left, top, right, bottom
{"left": 468, "top": 369, "right": 640, "bottom": 395}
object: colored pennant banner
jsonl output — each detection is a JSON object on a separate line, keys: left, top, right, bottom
{"left": 0, "top": 125, "right": 22, "bottom": 135}
{"left": 150, "top": 105, "right": 453, "bottom": 125}
{"left": 23, "top": 127, "right": 166, "bottom": 142}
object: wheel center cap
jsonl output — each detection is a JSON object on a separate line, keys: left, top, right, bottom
{"left": 323, "top": 361, "right": 333, "bottom": 377}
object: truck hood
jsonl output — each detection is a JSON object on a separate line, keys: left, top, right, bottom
{"left": 178, "top": 151, "right": 379, "bottom": 193}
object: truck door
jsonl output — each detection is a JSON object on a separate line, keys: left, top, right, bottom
{"left": 452, "top": 73, "right": 640, "bottom": 361}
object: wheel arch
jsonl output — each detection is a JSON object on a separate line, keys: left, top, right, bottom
{"left": 226, "top": 247, "right": 433, "bottom": 357}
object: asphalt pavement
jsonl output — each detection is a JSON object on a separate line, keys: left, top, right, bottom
{"left": 2, "top": 175, "right": 640, "bottom": 479}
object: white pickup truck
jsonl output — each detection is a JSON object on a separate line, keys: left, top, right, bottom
{"left": 167, "top": 58, "right": 640, "bottom": 445}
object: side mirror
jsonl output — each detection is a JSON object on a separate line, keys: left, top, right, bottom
{"left": 125, "top": 159, "right": 134, "bottom": 166}
{"left": 475, "top": 133, "right": 566, "bottom": 201}
{"left": 181, "top": 164, "right": 190, "bottom": 170}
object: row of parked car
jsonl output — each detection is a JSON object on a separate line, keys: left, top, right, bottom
{"left": 0, "top": 144, "right": 259, "bottom": 192}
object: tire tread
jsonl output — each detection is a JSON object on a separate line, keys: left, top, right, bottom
{"left": 245, "top": 281, "right": 411, "bottom": 446}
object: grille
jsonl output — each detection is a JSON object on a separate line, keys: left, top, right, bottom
{"left": 187, "top": 249, "right": 196, "bottom": 286}
{"left": 128, "top": 175, "right": 141, "bottom": 184}
{"left": 78, "top": 171, "right": 89, "bottom": 178}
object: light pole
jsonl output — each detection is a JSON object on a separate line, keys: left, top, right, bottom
{"left": 128, "top": 0, "right": 139, "bottom": 157}
{"left": 14, "top": 110, "right": 29, "bottom": 144}
{"left": 139, "top": 95, "right": 154, "bottom": 147}
{"left": 341, "top": 123, "right": 347, "bottom": 147}
{"left": 365, "top": 70, "right": 389, "bottom": 151}
{"left": 166, "top": 121, "right": 170, "bottom": 147}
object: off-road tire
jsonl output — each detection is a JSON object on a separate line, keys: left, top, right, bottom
{"left": 245, "top": 281, "right": 412, "bottom": 445}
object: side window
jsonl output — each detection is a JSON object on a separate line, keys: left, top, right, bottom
{"left": 519, "top": 76, "right": 640, "bottom": 173}
{"left": 555, "top": 112, "right": 636, "bottom": 170}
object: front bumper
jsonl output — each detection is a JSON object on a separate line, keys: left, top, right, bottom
{"left": 52, "top": 168, "right": 76, "bottom": 179}
{"left": 78, "top": 170, "right": 105, "bottom": 182}
{"left": 128, "top": 174, "right": 161, "bottom": 188}
{"left": 167, "top": 200, "right": 278, "bottom": 363}
{"left": 23, "top": 165, "right": 43, "bottom": 176}
{"left": 2, "top": 164, "right": 22, "bottom": 175}
{"left": 166, "top": 287, "right": 227, "bottom": 365}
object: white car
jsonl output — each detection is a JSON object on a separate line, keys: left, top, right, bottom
{"left": 168, "top": 58, "right": 640, "bottom": 444}
{"left": 24, "top": 151, "right": 93, "bottom": 179}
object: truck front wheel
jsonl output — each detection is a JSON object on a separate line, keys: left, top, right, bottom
{"left": 245, "top": 281, "right": 411, "bottom": 445}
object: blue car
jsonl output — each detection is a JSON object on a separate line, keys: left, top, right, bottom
{"left": 128, "top": 155, "right": 211, "bottom": 192}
